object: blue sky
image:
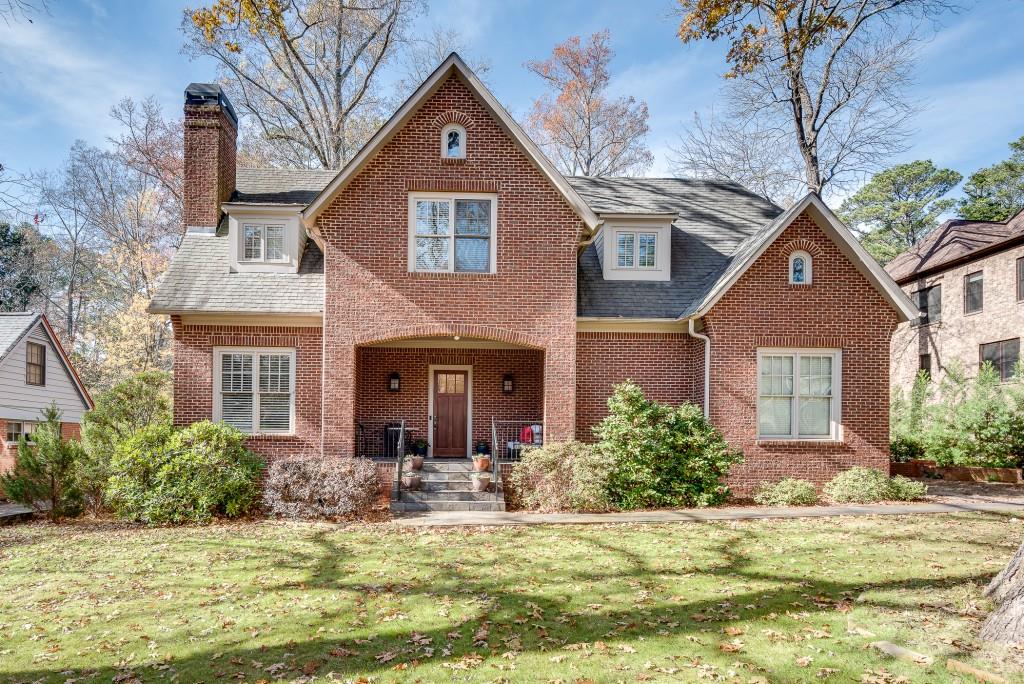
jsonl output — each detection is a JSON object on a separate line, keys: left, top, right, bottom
{"left": 2, "top": 0, "right": 1023, "bottom": 203}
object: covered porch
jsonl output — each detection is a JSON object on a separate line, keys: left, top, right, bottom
{"left": 353, "top": 337, "right": 546, "bottom": 462}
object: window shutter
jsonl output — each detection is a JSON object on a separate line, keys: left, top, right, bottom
{"left": 221, "top": 395, "right": 254, "bottom": 431}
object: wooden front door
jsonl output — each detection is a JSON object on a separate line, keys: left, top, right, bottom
{"left": 433, "top": 370, "right": 468, "bottom": 457}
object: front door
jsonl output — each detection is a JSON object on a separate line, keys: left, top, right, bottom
{"left": 433, "top": 370, "right": 468, "bottom": 457}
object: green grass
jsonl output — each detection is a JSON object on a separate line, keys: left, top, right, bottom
{"left": 0, "top": 513, "right": 1020, "bottom": 683}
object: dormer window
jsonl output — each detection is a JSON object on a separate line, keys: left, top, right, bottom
{"left": 789, "top": 251, "right": 812, "bottom": 285}
{"left": 599, "top": 218, "right": 671, "bottom": 282}
{"left": 616, "top": 231, "right": 657, "bottom": 269}
{"left": 243, "top": 224, "right": 286, "bottom": 262}
{"left": 441, "top": 124, "right": 466, "bottom": 159}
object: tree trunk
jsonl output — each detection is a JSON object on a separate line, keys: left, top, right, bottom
{"left": 980, "top": 540, "right": 1024, "bottom": 643}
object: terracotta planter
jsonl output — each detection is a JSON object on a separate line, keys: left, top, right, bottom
{"left": 410, "top": 456, "right": 425, "bottom": 470}
{"left": 472, "top": 473, "right": 491, "bottom": 492}
{"left": 401, "top": 473, "right": 422, "bottom": 490}
{"left": 473, "top": 456, "right": 491, "bottom": 472}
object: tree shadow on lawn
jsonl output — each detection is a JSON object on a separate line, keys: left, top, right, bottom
{"left": 5, "top": 521, "right": 1012, "bottom": 684}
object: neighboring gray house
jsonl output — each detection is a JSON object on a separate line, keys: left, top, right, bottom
{"left": 888, "top": 210, "right": 1024, "bottom": 392}
{"left": 0, "top": 313, "right": 93, "bottom": 475}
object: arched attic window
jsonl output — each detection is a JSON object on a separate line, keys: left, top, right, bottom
{"left": 441, "top": 124, "right": 466, "bottom": 159}
{"left": 789, "top": 250, "right": 812, "bottom": 285}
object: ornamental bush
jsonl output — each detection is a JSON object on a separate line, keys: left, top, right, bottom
{"left": 106, "top": 421, "right": 264, "bottom": 525}
{"left": 824, "top": 467, "right": 928, "bottom": 504}
{"left": 263, "top": 456, "right": 381, "bottom": 519}
{"left": 594, "top": 382, "right": 743, "bottom": 509}
{"left": 752, "top": 478, "right": 818, "bottom": 506}
{"left": 509, "top": 441, "right": 613, "bottom": 513}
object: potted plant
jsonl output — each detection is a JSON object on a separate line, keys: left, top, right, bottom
{"left": 409, "top": 453, "right": 425, "bottom": 470}
{"left": 401, "top": 470, "right": 422, "bottom": 491}
{"left": 475, "top": 440, "right": 490, "bottom": 455}
{"left": 471, "top": 471, "right": 491, "bottom": 492}
{"left": 473, "top": 453, "right": 491, "bottom": 472}
{"left": 413, "top": 439, "right": 428, "bottom": 457}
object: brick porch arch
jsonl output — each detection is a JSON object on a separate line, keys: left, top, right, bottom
{"left": 352, "top": 323, "right": 545, "bottom": 350}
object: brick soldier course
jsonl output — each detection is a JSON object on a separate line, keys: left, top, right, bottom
{"left": 150, "top": 54, "right": 916, "bottom": 506}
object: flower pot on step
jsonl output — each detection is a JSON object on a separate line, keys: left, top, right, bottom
{"left": 410, "top": 456, "right": 425, "bottom": 470}
{"left": 472, "top": 473, "right": 491, "bottom": 492}
{"left": 473, "top": 456, "right": 491, "bottom": 472}
{"left": 401, "top": 472, "right": 422, "bottom": 490}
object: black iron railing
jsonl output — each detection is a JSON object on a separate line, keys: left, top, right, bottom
{"left": 355, "top": 420, "right": 407, "bottom": 497}
{"left": 491, "top": 419, "right": 544, "bottom": 462}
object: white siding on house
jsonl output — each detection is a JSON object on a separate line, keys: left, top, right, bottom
{"left": 0, "top": 324, "right": 88, "bottom": 422}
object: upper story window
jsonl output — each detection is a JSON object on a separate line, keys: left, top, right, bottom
{"left": 616, "top": 231, "right": 657, "bottom": 269}
{"left": 441, "top": 124, "right": 466, "bottom": 159}
{"left": 964, "top": 270, "right": 983, "bottom": 314}
{"left": 980, "top": 338, "right": 1020, "bottom": 381}
{"left": 243, "top": 224, "right": 286, "bottom": 262}
{"left": 789, "top": 251, "right": 812, "bottom": 285}
{"left": 757, "top": 349, "right": 842, "bottom": 441}
{"left": 214, "top": 348, "right": 295, "bottom": 434}
{"left": 1017, "top": 257, "right": 1023, "bottom": 302}
{"left": 26, "top": 341, "right": 45, "bottom": 386}
{"left": 913, "top": 284, "right": 941, "bottom": 326}
{"left": 408, "top": 193, "right": 496, "bottom": 274}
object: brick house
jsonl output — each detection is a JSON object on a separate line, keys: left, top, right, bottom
{"left": 888, "top": 210, "right": 1024, "bottom": 393}
{"left": 149, "top": 55, "right": 915, "bottom": 509}
{"left": 0, "top": 313, "right": 94, "bottom": 478}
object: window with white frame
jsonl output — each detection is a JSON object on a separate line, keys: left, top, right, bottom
{"left": 441, "top": 124, "right": 466, "bottom": 159}
{"left": 615, "top": 231, "right": 657, "bottom": 269}
{"left": 789, "top": 251, "right": 812, "bottom": 284}
{"left": 214, "top": 348, "right": 295, "bottom": 434}
{"left": 242, "top": 224, "right": 286, "bottom": 262}
{"left": 409, "top": 194, "right": 496, "bottom": 273}
{"left": 6, "top": 421, "right": 36, "bottom": 444}
{"left": 757, "top": 349, "right": 841, "bottom": 440}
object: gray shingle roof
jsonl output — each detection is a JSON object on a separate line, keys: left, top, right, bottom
{"left": 0, "top": 312, "right": 40, "bottom": 363}
{"left": 148, "top": 233, "right": 323, "bottom": 315}
{"left": 569, "top": 177, "right": 782, "bottom": 319}
{"left": 232, "top": 168, "right": 338, "bottom": 204}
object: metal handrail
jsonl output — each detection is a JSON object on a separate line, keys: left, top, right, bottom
{"left": 395, "top": 419, "right": 406, "bottom": 499}
{"left": 491, "top": 418, "right": 500, "bottom": 494}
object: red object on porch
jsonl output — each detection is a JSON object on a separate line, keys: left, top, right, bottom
{"left": 519, "top": 425, "right": 533, "bottom": 443}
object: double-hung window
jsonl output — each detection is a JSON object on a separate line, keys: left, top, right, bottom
{"left": 980, "top": 338, "right": 1020, "bottom": 381}
{"left": 615, "top": 231, "right": 657, "bottom": 269}
{"left": 243, "top": 224, "right": 286, "bottom": 262}
{"left": 964, "top": 271, "right": 983, "bottom": 314}
{"left": 409, "top": 194, "right": 496, "bottom": 273}
{"left": 1017, "top": 257, "right": 1023, "bottom": 302}
{"left": 758, "top": 349, "right": 842, "bottom": 440}
{"left": 214, "top": 348, "right": 295, "bottom": 434}
{"left": 5, "top": 421, "right": 36, "bottom": 444}
{"left": 26, "top": 341, "right": 45, "bottom": 386}
{"left": 913, "top": 284, "right": 941, "bottom": 326}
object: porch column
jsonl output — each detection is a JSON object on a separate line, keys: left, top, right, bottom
{"left": 322, "top": 339, "right": 357, "bottom": 457}
{"left": 542, "top": 334, "right": 576, "bottom": 442}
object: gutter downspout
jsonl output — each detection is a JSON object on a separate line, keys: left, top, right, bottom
{"left": 687, "top": 318, "right": 711, "bottom": 419}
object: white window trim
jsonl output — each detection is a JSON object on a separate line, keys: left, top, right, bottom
{"left": 789, "top": 250, "right": 813, "bottom": 285}
{"left": 241, "top": 223, "right": 289, "bottom": 264}
{"left": 614, "top": 230, "right": 659, "bottom": 270}
{"left": 5, "top": 420, "right": 36, "bottom": 445}
{"left": 212, "top": 347, "right": 296, "bottom": 436}
{"left": 756, "top": 348, "right": 843, "bottom": 442}
{"left": 440, "top": 123, "right": 467, "bottom": 159}
{"left": 407, "top": 192, "right": 498, "bottom": 274}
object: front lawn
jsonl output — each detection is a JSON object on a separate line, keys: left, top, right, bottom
{"left": 1, "top": 514, "right": 1020, "bottom": 683}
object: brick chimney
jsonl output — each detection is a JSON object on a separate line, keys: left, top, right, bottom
{"left": 183, "top": 83, "right": 238, "bottom": 233}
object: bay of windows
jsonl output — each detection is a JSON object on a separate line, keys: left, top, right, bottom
{"left": 215, "top": 349, "right": 294, "bottom": 434}
{"left": 758, "top": 350, "right": 841, "bottom": 440}
{"left": 411, "top": 195, "right": 495, "bottom": 273}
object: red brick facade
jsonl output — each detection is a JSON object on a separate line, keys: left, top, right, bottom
{"left": 318, "top": 75, "right": 581, "bottom": 457}
{"left": 703, "top": 212, "right": 897, "bottom": 491}
{"left": 575, "top": 332, "right": 704, "bottom": 440}
{"left": 183, "top": 101, "right": 236, "bottom": 231}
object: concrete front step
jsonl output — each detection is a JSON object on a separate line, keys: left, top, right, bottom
{"left": 401, "top": 490, "right": 498, "bottom": 502}
{"left": 391, "top": 500, "right": 506, "bottom": 512}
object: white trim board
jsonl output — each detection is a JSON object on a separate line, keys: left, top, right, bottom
{"left": 427, "top": 364, "right": 473, "bottom": 459}
{"left": 300, "top": 53, "right": 601, "bottom": 234}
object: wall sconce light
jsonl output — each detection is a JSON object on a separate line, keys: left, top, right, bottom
{"left": 388, "top": 372, "right": 401, "bottom": 392}
{"left": 502, "top": 373, "right": 514, "bottom": 395}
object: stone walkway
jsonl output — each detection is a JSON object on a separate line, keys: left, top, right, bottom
{"left": 393, "top": 499, "right": 1024, "bottom": 527}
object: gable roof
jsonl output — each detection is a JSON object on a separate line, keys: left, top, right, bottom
{"left": 301, "top": 53, "right": 600, "bottom": 232}
{"left": 0, "top": 312, "right": 94, "bottom": 410}
{"left": 691, "top": 193, "right": 917, "bottom": 322}
{"left": 572, "top": 177, "right": 783, "bottom": 319}
{"left": 886, "top": 210, "right": 1024, "bottom": 284}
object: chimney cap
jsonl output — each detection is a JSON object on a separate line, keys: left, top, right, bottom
{"left": 184, "top": 82, "right": 238, "bottom": 126}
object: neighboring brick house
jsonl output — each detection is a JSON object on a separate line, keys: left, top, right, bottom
{"left": 0, "top": 313, "right": 94, "bottom": 478}
{"left": 888, "top": 210, "right": 1024, "bottom": 393}
{"left": 149, "top": 54, "right": 915, "bottom": 508}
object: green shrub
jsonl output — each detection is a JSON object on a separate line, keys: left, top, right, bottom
{"left": 509, "top": 441, "right": 612, "bottom": 512}
{"left": 594, "top": 382, "right": 743, "bottom": 509}
{"left": 0, "top": 405, "right": 84, "bottom": 520}
{"left": 79, "top": 371, "right": 172, "bottom": 513}
{"left": 824, "top": 467, "right": 929, "bottom": 503}
{"left": 890, "top": 435, "right": 926, "bottom": 463}
{"left": 887, "top": 475, "right": 928, "bottom": 501}
{"left": 263, "top": 456, "right": 381, "bottom": 519}
{"left": 752, "top": 478, "right": 818, "bottom": 506}
{"left": 106, "top": 421, "right": 264, "bottom": 524}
